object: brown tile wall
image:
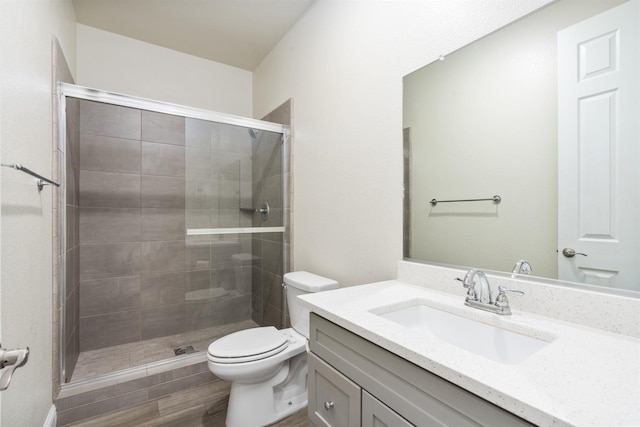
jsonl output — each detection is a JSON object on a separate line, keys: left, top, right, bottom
{"left": 76, "top": 102, "right": 258, "bottom": 353}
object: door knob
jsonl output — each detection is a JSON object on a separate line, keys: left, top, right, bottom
{"left": 562, "top": 248, "right": 587, "bottom": 258}
{"left": 0, "top": 344, "right": 29, "bottom": 391}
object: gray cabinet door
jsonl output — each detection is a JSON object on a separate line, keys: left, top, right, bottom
{"left": 310, "top": 313, "right": 534, "bottom": 427}
{"left": 362, "top": 390, "right": 414, "bottom": 427}
{"left": 308, "top": 352, "right": 361, "bottom": 427}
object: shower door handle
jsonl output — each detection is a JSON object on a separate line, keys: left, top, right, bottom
{"left": 0, "top": 344, "right": 29, "bottom": 391}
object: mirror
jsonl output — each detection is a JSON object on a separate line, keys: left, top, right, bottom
{"left": 403, "top": 0, "right": 639, "bottom": 294}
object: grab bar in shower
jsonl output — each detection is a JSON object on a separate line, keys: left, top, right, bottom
{"left": 1, "top": 163, "right": 60, "bottom": 191}
{"left": 429, "top": 195, "right": 501, "bottom": 206}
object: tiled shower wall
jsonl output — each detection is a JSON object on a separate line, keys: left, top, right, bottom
{"left": 76, "top": 101, "right": 254, "bottom": 353}
{"left": 252, "top": 100, "right": 292, "bottom": 328}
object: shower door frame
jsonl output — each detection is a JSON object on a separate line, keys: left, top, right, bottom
{"left": 56, "top": 83, "right": 290, "bottom": 387}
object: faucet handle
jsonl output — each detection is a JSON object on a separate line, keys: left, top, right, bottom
{"left": 495, "top": 286, "right": 524, "bottom": 314}
{"left": 497, "top": 286, "right": 525, "bottom": 300}
{"left": 497, "top": 286, "right": 525, "bottom": 296}
{"left": 455, "top": 277, "right": 470, "bottom": 288}
{"left": 457, "top": 269, "right": 487, "bottom": 301}
{"left": 455, "top": 277, "right": 476, "bottom": 299}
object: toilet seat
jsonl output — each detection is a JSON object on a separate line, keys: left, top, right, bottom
{"left": 208, "top": 327, "right": 288, "bottom": 364}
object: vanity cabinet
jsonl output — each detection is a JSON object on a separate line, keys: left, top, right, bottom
{"left": 308, "top": 352, "right": 361, "bottom": 427}
{"left": 361, "top": 390, "right": 414, "bottom": 427}
{"left": 308, "top": 313, "right": 534, "bottom": 427}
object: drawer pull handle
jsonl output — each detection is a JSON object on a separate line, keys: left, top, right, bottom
{"left": 324, "top": 400, "right": 334, "bottom": 411}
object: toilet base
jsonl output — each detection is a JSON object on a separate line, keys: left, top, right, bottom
{"left": 225, "top": 352, "right": 308, "bottom": 427}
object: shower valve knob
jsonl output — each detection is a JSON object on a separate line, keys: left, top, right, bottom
{"left": 258, "top": 201, "right": 270, "bottom": 221}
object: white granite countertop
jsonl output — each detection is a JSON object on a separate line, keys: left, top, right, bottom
{"left": 299, "top": 280, "right": 640, "bottom": 427}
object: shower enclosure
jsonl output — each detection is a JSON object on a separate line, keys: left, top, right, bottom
{"left": 58, "top": 84, "right": 289, "bottom": 386}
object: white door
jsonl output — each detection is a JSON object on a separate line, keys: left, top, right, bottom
{"left": 558, "top": 0, "right": 640, "bottom": 291}
{"left": 0, "top": 187, "right": 2, "bottom": 425}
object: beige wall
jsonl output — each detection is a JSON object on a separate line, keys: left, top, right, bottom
{"left": 0, "top": 0, "right": 76, "bottom": 425}
{"left": 76, "top": 24, "right": 253, "bottom": 117}
{"left": 253, "top": 0, "right": 554, "bottom": 286}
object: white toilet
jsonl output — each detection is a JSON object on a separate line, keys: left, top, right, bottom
{"left": 207, "top": 271, "right": 338, "bottom": 427}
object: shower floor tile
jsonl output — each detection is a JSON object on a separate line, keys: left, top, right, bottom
{"left": 70, "top": 320, "right": 258, "bottom": 384}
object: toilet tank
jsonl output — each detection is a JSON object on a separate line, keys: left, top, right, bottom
{"left": 285, "top": 271, "right": 338, "bottom": 338}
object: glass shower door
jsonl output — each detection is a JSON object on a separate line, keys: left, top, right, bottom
{"left": 185, "top": 118, "right": 285, "bottom": 332}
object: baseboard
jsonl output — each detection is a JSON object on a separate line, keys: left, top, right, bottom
{"left": 43, "top": 404, "right": 57, "bottom": 427}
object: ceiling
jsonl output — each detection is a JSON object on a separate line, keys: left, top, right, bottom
{"left": 72, "top": 0, "right": 316, "bottom": 71}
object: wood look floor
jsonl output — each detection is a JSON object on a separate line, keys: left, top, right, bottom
{"left": 269, "top": 409, "right": 308, "bottom": 427}
{"left": 64, "top": 378, "right": 308, "bottom": 427}
{"left": 67, "top": 404, "right": 307, "bottom": 427}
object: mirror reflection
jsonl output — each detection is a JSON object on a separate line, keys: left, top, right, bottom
{"left": 403, "top": 0, "right": 639, "bottom": 293}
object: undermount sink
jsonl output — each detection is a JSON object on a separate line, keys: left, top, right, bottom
{"left": 377, "top": 304, "right": 552, "bottom": 365}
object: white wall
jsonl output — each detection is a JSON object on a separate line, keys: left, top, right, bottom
{"left": 76, "top": 24, "right": 253, "bottom": 116}
{"left": 253, "top": 0, "right": 554, "bottom": 286}
{"left": 0, "top": 0, "right": 76, "bottom": 425}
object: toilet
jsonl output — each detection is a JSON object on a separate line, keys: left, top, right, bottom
{"left": 207, "top": 271, "right": 338, "bottom": 427}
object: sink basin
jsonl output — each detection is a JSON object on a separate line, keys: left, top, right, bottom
{"left": 378, "top": 304, "right": 551, "bottom": 365}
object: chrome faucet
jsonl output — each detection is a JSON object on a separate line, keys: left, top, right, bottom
{"left": 511, "top": 259, "right": 532, "bottom": 276}
{"left": 456, "top": 268, "right": 524, "bottom": 315}
{"left": 462, "top": 268, "right": 492, "bottom": 304}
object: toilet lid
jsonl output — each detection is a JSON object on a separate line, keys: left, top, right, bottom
{"left": 207, "top": 327, "right": 288, "bottom": 363}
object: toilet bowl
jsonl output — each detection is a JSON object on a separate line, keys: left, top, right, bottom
{"left": 208, "top": 327, "right": 305, "bottom": 383}
{"left": 207, "top": 271, "right": 338, "bottom": 427}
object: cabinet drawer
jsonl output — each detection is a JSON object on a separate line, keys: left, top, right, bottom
{"left": 308, "top": 352, "right": 361, "bottom": 427}
{"left": 362, "top": 390, "right": 413, "bottom": 427}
